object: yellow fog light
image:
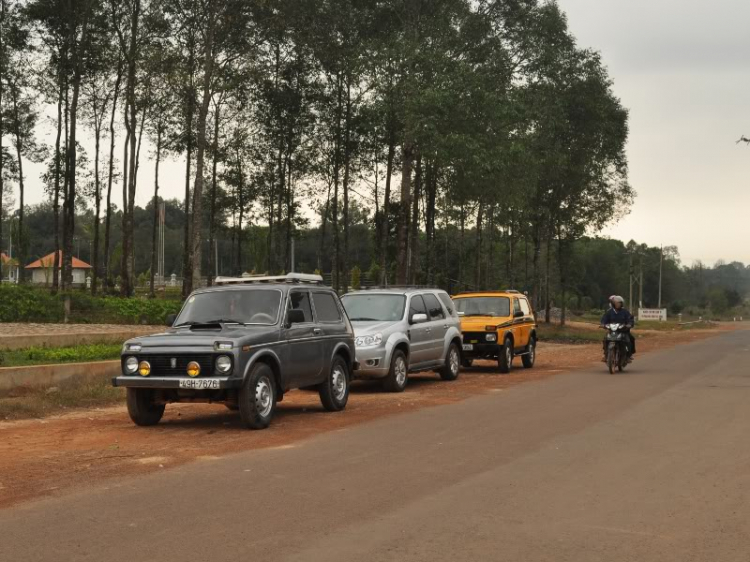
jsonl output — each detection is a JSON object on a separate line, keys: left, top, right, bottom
{"left": 138, "top": 361, "right": 151, "bottom": 377}
{"left": 187, "top": 361, "right": 201, "bottom": 377}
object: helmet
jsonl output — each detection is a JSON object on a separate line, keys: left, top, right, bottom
{"left": 611, "top": 295, "right": 625, "bottom": 305}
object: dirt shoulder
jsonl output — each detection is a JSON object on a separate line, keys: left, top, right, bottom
{"left": 0, "top": 326, "right": 733, "bottom": 510}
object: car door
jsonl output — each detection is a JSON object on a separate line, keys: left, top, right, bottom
{"left": 284, "top": 289, "right": 323, "bottom": 387}
{"left": 511, "top": 298, "right": 526, "bottom": 351}
{"left": 310, "top": 290, "right": 348, "bottom": 376}
{"left": 518, "top": 297, "right": 533, "bottom": 347}
{"left": 422, "top": 292, "right": 448, "bottom": 363}
{"left": 407, "top": 294, "right": 432, "bottom": 366}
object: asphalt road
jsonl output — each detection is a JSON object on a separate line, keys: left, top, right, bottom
{"left": 2, "top": 329, "right": 750, "bottom": 562}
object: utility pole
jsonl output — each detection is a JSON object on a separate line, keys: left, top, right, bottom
{"left": 290, "top": 238, "right": 295, "bottom": 273}
{"left": 639, "top": 254, "right": 644, "bottom": 310}
{"left": 658, "top": 245, "right": 663, "bottom": 309}
{"left": 628, "top": 252, "right": 633, "bottom": 308}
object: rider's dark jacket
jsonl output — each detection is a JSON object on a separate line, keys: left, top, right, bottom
{"left": 600, "top": 307, "right": 634, "bottom": 326}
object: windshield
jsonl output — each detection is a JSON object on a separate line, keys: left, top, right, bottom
{"left": 175, "top": 289, "right": 282, "bottom": 326}
{"left": 453, "top": 297, "right": 511, "bottom": 317}
{"left": 341, "top": 294, "right": 406, "bottom": 322}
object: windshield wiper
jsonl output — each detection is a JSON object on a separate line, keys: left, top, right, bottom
{"left": 349, "top": 317, "right": 379, "bottom": 321}
{"left": 205, "top": 318, "right": 246, "bottom": 325}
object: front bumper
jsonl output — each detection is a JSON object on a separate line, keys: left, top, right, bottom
{"left": 462, "top": 343, "right": 500, "bottom": 358}
{"left": 112, "top": 376, "right": 243, "bottom": 389}
{"left": 351, "top": 346, "right": 389, "bottom": 379}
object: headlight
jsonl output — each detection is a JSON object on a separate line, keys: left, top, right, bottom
{"left": 187, "top": 361, "right": 201, "bottom": 377}
{"left": 124, "top": 343, "right": 142, "bottom": 352}
{"left": 215, "top": 342, "right": 232, "bottom": 351}
{"left": 138, "top": 361, "right": 151, "bottom": 377}
{"left": 355, "top": 333, "right": 383, "bottom": 347}
{"left": 125, "top": 356, "right": 139, "bottom": 374}
{"left": 216, "top": 355, "right": 232, "bottom": 373}
{"left": 485, "top": 334, "right": 497, "bottom": 342}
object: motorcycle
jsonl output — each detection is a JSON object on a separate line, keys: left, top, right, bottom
{"left": 602, "top": 323, "right": 631, "bottom": 374}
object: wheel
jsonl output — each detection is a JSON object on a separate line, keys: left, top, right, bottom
{"left": 439, "top": 343, "right": 461, "bottom": 381}
{"left": 498, "top": 337, "right": 513, "bottom": 374}
{"left": 126, "top": 388, "right": 165, "bottom": 426}
{"left": 383, "top": 349, "right": 408, "bottom": 392}
{"left": 461, "top": 358, "right": 473, "bottom": 368}
{"left": 618, "top": 345, "right": 627, "bottom": 372}
{"left": 238, "top": 363, "right": 277, "bottom": 429}
{"left": 319, "top": 356, "right": 350, "bottom": 411}
{"left": 522, "top": 338, "right": 536, "bottom": 369}
{"left": 607, "top": 344, "right": 617, "bottom": 374}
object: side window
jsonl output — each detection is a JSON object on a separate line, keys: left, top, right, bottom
{"left": 438, "top": 292, "right": 455, "bottom": 316}
{"left": 423, "top": 293, "right": 445, "bottom": 320}
{"left": 312, "top": 292, "right": 341, "bottom": 322}
{"left": 288, "top": 291, "right": 313, "bottom": 323}
{"left": 513, "top": 298, "right": 522, "bottom": 316}
{"left": 519, "top": 298, "right": 531, "bottom": 316}
{"left": 409, "top": 295, "right": 427, "bottom": 319}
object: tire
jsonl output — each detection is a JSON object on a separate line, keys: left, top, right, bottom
{"left": 498, "top": 337, "right": 513, "bottom": 374}
{"left": 238, "top": 363, "right": 277, "bottom": 429}
{"left": 439, "top": 342, "right": 461, "bottom": 381}
{"left": 461, "top": 358, "right": 473, "bottom": 368}
{"left": 383, "top": 349, "right": 408, "bottom": 392}
{"left": 607, "top": 343, "right": 617, "bottom": 374}
{"left": 618, "top": 344, "right": 627, "bottom": 372}
{"left": 319, "top": 355, "right": 350, "bottom": 412}
{"left": 522, "top": 338, "right": 536, "bottom": 369}
{"left": 126, "top": 388, "right": 165, "bottom": 426}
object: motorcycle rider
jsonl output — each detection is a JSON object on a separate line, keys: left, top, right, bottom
{"left": 600, "top": 295, "right": 636, "bottom": 362}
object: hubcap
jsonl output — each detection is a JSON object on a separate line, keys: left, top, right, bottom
{"left": 450, "top": 348, "right": 459, "bottom": 375}
{"left": 255, "top": 376, "right": 273, "bottom": 418}
{"left": 529, "top": 344, "right": 535, "bottom": 362}
{"left": 395, "top": 357, "right": 407, "bottom": 387}
{"left": 332, "top": 366, "right": 347, "bottom": 401}
{"left": 506, "top": 346, "right": 512, "bottom": 365}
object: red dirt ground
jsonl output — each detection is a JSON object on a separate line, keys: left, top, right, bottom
{"left": 0, "top": 326, "right": 732, "bottom": 509}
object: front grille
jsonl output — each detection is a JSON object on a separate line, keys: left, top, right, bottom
{"left": 463, "top": 332, "right": 493, "bottom": 344}
{"left": 136, "top": 354, "right": 216, "bottom": 376}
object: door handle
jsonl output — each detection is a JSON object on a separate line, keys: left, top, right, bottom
{"left": 313, "top": 328, "right": 322, "bottom": 335}
{"left": 443, "top": 325, "right": 449, "bottom": 329}
{"left": 425, "top": 328, "right": 432, "bottom": 333}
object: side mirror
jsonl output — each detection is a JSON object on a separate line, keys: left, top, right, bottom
{"left": 411, "top": 313, "right": 428, "bottom": 324}
{"left": 514, "top": 310, "right": 524, "bottom": 318}
{"left": 166, "top": 313, "right": 177, "bottom": 327}
{"left": 286, "top": 309, "right": 306, "bottom": 327}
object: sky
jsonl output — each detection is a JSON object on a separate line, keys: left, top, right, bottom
{"left": 17, "top": 0, "right": 750, "bottom": 267}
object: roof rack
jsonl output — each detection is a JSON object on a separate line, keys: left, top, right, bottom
{"left": 455, "top": 289, "right": 522, "bottom": 296}
{"left": 215, "top": 273, "right": 324, "bottom": 285}
{"left": 361, "top": 285, "right": 437, "bottom": 290}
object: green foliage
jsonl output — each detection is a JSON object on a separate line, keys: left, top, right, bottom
{"left": 350, "top": 266, "right": 361, "bottom": 290}
{"left": 0, "top": 343, "right": 122, "bottom": 367}
{"left": 0, "top": 285, "right": 182, "bottom": 324}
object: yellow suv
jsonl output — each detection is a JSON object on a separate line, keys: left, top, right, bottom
{"left": 452, "top": 290, "right": 537, "bottom": 373}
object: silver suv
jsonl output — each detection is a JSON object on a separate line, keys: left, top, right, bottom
{"left": 340, "top": 288, "right": 462, "bottom": 392}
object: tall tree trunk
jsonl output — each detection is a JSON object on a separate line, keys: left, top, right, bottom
{"left": 0, "top": 0, "right": 4, "bottom": 274}
{"left": 63, "top": 0, "right": 92, "bottom": 290}
{"left": 181, "top": 39, "right": 196, "bottom": 297}
{"left": 91, "top": 96, "right": 104, "bottom": 294}
{"left": 317, "top": 179, "right": 331, "bottom": 272}
{"left": 396, "top": 140, "right": 414, "bottom": 285}
{"left": 342, "top": 78, "right": 352, "bottom": 283}
{"left": 378, "top": 125, "right": 395, "bottom": 285}
{"left": 10, "top": 82, "right": 26, "bottom": 284}
{"left": 58, "top": 79, "right": 70, "bottom": 292}
{"left": 331, "top": 72, "right": 343, "bottom": 291}
{"left": 236, "top": 151, "right": 245, "bottom": 275}
{"left": 544, "top": 230, "right": 552, "bottom": 323}
{"left": 103, "top": 58, "right": 123, "bottom": 291}
{"left": 207, "top": 102, "right": 220, "bottom": 285}
{"left": 475, "top": 201, "right": 484, "bottom": 289}
{"left": 188, "top": 2, "right": 217, "bottom": 293}
{"left": 149, "top": 125, "right": 162, "bottom": 297}
{"left": 51, "top": 73, "right": 64, "bottom": 293}
{"left": 425, "top": 160, "right": 437, "bottom": 285}
{"left": 409, "top": 152, "right": 422, "bottom": 284}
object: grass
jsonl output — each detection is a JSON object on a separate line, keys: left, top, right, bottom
{"left": 0, "top": 343, "right": 122, "bottom": 368}
{"left": 0, "top": 377, "right": 125, "bottom": 420}
{"left": 537, "top": 324, "right": 603, "bottom": 344}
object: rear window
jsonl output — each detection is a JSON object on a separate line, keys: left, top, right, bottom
{"left": 313, "top": 292, "right": 341, "bottom": 322}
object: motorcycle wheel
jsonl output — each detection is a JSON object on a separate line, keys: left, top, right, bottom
{"left": 607, "top": 344, "right": 617, "bottom": 374}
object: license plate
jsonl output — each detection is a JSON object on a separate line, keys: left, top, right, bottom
{"left": 462, "top": 344, "right": 474, "bottom": 351}
{"left": 179, "top": 379, "right": 221, "bottom": 390}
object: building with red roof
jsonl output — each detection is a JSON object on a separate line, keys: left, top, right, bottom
{"left": 1, "top": 252, "right": 20, "bottom": 284}
{"left": 25, "top": 251, "right": 92, "bottom": 287}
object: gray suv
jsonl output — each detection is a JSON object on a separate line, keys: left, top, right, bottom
{"left": 113, "top": 274, "right": 356, "bottom": 430}
{"left": 340, "top": 288, "right": 462, "bottom": 392}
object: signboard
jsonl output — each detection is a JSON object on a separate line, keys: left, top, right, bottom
{"left": 639, "top": 308, "right": 668, "bottom": 322}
